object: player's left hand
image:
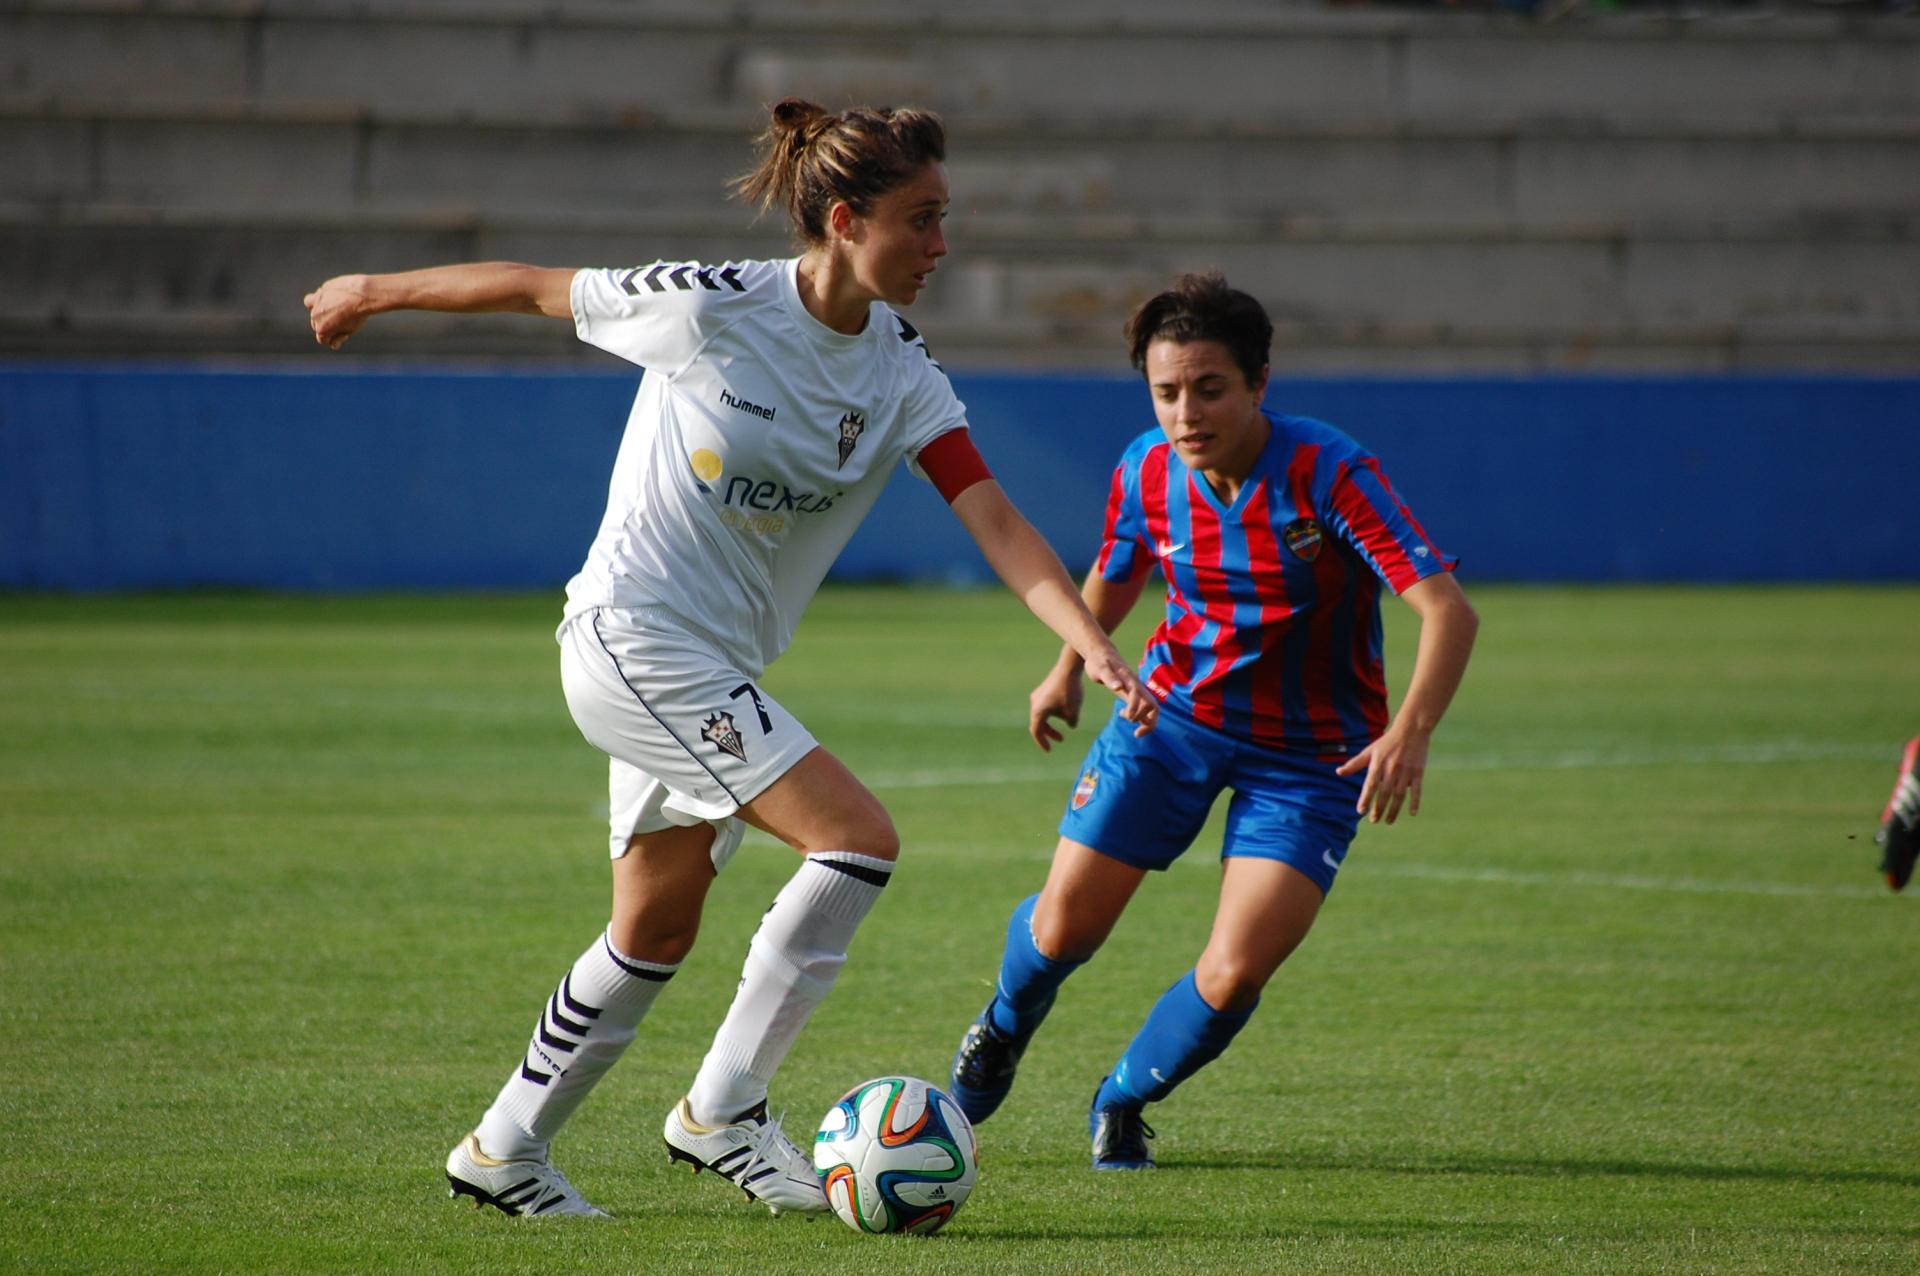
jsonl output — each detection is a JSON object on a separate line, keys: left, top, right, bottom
{"left": 1337, "top": 723, "right": 1430, "bottom": 824}
{"left": 1028, "top": 664, "right": 1085, "bottom": 751}
{"left": 1083, "top": 649, "right": 1159, "bottom": 738}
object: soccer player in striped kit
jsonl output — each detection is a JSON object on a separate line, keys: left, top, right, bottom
{"left": 950, "top": 272, "right": 1479, "bottom": 1169}
{"left": 305, "top": 99, "right": 1156, "bottom": 1218}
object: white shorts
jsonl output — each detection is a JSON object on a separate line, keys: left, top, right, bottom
{"left": 557, "top": 606, "right": 819, "bottom": 871}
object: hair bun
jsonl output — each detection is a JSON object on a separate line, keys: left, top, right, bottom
{"left": 769, "top": 97, "right": 830, "bottom": 138}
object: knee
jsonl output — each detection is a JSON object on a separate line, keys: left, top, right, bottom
{"left": 1193, "top": 953, "right": 1272, "bottom": 1014}
{"left": 822, "top": 807, "right": 899, "bottom": 861}
{"left": 1030, "top": 896, "right": 1107, "bottom": 964}
{"left": 850, "top": 812, "right": 900, "bottom": 861}
{"left": 609, "top": 909, "right": 699, "bottom": 967}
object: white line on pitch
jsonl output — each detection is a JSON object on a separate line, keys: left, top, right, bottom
{"left": 857, "top": 738, "right": 1894, "bottom": 791}
{"left": 724, "top": 835, "right": 1888, "bottom": 901}
{"left": 1366, "top": 861, "right": 1885, "bottom": 900}
{"left": 1436, "top": 739, "right": 1891, "bottom": 771}
{"left": 863, "top": 765, "right": 1064, "bottom": 789}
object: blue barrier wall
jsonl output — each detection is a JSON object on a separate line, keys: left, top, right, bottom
{"left": 2, "top": 363, "right": 1915, "bottom": 590}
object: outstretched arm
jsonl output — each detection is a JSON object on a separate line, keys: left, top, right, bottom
{"left": 304, "top": 263, "right": 577, "bottom": 349}
{"left": 947, "top": 480, "right": 1159, "bottom": 738}
{"left": 1336, "top": 571, "right": 1479, "bottom": 824}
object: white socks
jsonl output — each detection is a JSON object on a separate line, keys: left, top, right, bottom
{"left": 686, "top": 851, "right": 893, "bottom": 1126}
{"left": 475, "top": 928, "right": 677, "bottom": 1161}
{"left": 471, "top": 852, "right": 892, "bottom": 1156}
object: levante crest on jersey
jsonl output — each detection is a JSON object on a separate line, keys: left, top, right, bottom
{"left": 1282, "top": 518, "right": 1324, "bottom": 563}
{"left": 701, "top": 711, "right": 747, "bottom": 761}
{"left": 1071, "top": 768, "right": 1100, "bottom": 810}
{"left": 836, "top": 410, "right": 866, "bottom": 469}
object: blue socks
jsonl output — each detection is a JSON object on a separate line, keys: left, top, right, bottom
{"left": 985, "top": 894, "right": 1084, "bottom": 1042}
{"left": 1096, "top": 970, "right": 1256, "bottom": 1110}
{"left": 986, "top": 897, "right": 1259, "bottom": 1113}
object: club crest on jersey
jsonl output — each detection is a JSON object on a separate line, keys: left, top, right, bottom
{"left": 701, "top": 711, "right": 747, "bottom": 762}
{"left": 1282, "top": 518, "right": 1324, "bottom": 563}
{"left": 1071, "top": 768, "right": 1100, "bottom": 810}
{"left": 836, "top": 410, "right": 866, "bottom": 469}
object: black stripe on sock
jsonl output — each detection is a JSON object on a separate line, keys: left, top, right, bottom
{"left": 559, "top": 972, "right": 603, "bottom": 1021}
{"left": 547, "top": 991, "right": 591, "bottom": 1038}
{"left": 814, "top": 856, "right": 892, "bottom": 888}
{"left": 520, "top": 1060, "right": 553, "bottom": 1086}
{"left": 538, "top": 1020, "right": 580, "bottom": 1054}
{"left": 603, "top": 935, "right": 676, "bottom": 982}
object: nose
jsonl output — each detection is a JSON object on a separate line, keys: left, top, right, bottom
{"left": 928, "top": 223, "right": 947, "bottom": 260}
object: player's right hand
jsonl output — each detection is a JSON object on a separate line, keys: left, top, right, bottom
{"left": 304, "top": 274, "right": 373, "bottom": 349}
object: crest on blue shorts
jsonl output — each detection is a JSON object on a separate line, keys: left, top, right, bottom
{"left": 1071, "top": 768, "right": 1099, "bottom": 810}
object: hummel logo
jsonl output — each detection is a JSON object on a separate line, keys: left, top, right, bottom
{"left": 720, "top": 389, "right": 776, "bottom": 421}
{"left": 620, "top": 263, "right": 746, "bottom": 295}
{"left": 895, "top": 314, "right": 943, "bottom": 368}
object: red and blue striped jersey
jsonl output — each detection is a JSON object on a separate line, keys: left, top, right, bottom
{"left": 1096, "top": 412, "right": 1456, "bottom": 756}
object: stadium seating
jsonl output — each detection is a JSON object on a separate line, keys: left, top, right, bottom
{"left": 2, "top": 0, "right": 1915, "bottom": 370}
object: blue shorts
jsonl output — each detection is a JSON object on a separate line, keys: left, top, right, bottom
{"left": 1057, "top": 704, "right": 1364, "bottom": 895}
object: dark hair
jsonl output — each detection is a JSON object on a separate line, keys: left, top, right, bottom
{"left": 1124, "top": 271, "right": 1273, "bottom": 387}
{"left": 735, "top": 98, "right": 947, "bottom": 247}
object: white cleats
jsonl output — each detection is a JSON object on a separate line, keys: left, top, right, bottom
{"left": 445, "top": 1133, "right": 609, "bottom": 1218}
{"left": 663, "top": 1097, "right": 827, "bottom": 1215}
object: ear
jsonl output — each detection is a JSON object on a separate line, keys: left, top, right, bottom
{"left": 827, "top": 200, "right": 860, "bottom": 243}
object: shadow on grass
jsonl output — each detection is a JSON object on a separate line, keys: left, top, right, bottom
{"left": 1165, "top": 1151, "right": 1920, "bottom": 1190}
{"left": 944, "top": 1218, "right": 1546, "bottom": 1246}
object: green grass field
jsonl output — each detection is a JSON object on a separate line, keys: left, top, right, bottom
{"left": 2, "top": 585, "right": 1916, "bottom": 1274}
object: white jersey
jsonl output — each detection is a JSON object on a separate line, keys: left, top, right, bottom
{"left": 563, "top": 258, "right": 967, "bottom": 676}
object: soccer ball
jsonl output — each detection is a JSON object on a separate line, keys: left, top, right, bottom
{"left": 813, "top": 1075, "right": 979, "bottom": 1234}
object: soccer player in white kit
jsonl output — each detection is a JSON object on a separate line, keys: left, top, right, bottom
{"left": 304, "top": 98, "right": 1158, "bottom": 1218}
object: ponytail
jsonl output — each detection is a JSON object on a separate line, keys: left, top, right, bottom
{"left": 735, "top": 98, "right": 947, "bottom": 246}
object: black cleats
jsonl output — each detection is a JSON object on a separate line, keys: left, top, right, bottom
{"left": 950, "top": 1001, "right": 1027, "bottom": 1124}
{"left": 1088, "top": 1084, "right": 1156, "bottom": 1171}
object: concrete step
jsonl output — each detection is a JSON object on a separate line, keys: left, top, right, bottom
{"left": 8, "top": 5, "right": 1916, "bottom": 130}
{"left": 9, "top": 198, "right": 1912, "bottom": 251}
{"left": 6, "top": 296, "right": 1913, "bottom": 373}
{"left": 6, "top": 1, "right": 1914, "bottom": 371}
{"left": 8, "top": 111, "right": 1916, "bottom": 230}
{"left": 4, "top": 216, "right": 1913, "bottom": 369}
